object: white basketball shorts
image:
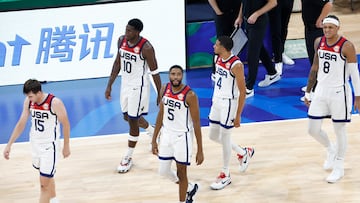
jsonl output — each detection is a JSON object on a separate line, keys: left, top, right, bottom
{"left": 120, "top": 84, "right": 150, "bottom": 119}
{"left": 209, "top": 97, "right": 238, "bottom": 128}
{"left": 158, "top": 128, "right": 194, "bottom": 165}
{"left": 308, "top": 85, "right": 352, "bottom": 122}
{"left": 31, "top": 141, "right": 60, "bottom": 178}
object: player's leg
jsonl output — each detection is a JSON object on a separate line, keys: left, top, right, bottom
{"left": 308, "top": 93, "right": 335, "bottom": 170}
{"left": 208, "top": 97, "right": 221, "bottom": 143}
{"left": 38, "top": 142, "right": 59, "bottom": 203}
{"left": 308, "top": 118, "right": 335, "bottom": 170}
{"left": 158, "top": 128, "right": 178, "bottom": 182}
{"left": 176, "top": 163, "right": 188, "bottom": 202}
{"left": 123, "top": 114, "right": 154, "bottom": 136}
{"left": 39, "top": 176, "right": 56, "bottom": 203}
{"left": 220, "top": 127, "right": 232, "bottom": 176}
{"left": 326, "top": 122, "right": 347, "bottom": 183}
{"left": 326, "top": 88, "right": 351, "bottom": 182}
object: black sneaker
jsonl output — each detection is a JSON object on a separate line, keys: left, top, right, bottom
{"left": 186, "top": 183, "right": 199, "bottom": 203}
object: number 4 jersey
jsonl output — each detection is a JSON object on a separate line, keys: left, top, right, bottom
{"left": 213, "top": 54, "right": 242, "bottom": 99}
{"left": 29, "top": 94, "right": 60, "bottom": 143}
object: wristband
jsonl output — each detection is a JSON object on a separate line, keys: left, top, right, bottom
{"left": 305, "top": 92, "right": 311, "bottom": 101}
{"left": 150, "top": 69, "right": 159, "bottom": 75}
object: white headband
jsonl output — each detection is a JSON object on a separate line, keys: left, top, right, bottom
{"left": 322, "top": 17, "right": 340, "bottom": 26}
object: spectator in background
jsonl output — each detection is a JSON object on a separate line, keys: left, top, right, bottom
{"left": 208, "top": 0, "right": 241, "bottom": 37}
{"left": 269, "top": 0, "right": 295, "bottom": 76}
{"left": 235, "top": 0, "right": 280, "bottom": 98}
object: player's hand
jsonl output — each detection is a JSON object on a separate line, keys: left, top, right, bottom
{"left": 304, "top": 92, "right": 311, "bottom": 107}
{"left": 3, "top": 145, "right": 11, "bottom": 160}
{"left": 105, "top": 88, "right": 112, "bottom": 100}
{"left": 234, "top": 117, "right": 241, "bottom": 128}
{"left": 62, "top": 145, "right": 71, "bottom": 158}
{"left": 196, "top": 150, "right": 204, "bottom": 165}
{"left": 151, "top": 141, "right": 158, "bottom": 155}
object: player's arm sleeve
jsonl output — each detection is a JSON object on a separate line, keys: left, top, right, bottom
{"left": 348, "top": 63, "right": 360, "bottom": 96}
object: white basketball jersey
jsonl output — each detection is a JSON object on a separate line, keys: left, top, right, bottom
{"left": 119, "top": 37, "right": 150, "bottom": 87}
{"left": 317, "top": 36, "right": 348, "bottom": 87}
{"left": 29, "top": 94, "right": 60, "bottom": 143}
{"left": 162, "top": 83, "right": 193, "bottom": 133}
{"left": 213, "top": 54, "right": 242, "bottom": 99}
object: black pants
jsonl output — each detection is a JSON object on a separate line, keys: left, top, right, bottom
{"left": 245, "top": 15, "right": 276, "bottom": 90}
{"left": 305, "top": 26, "right": 323, "bottom": 66}
{"left": 214, "top": 9, "right": 239, "bottom": 37}
{"left": 269, "top": 0, "right": 294, "bottom": 62}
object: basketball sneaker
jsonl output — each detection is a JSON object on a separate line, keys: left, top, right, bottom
{"left": 186, "top": 182, "right": 199, "bottom": 203}
{"left": 210, "top": 172, "right": 231, "bottom": 190}
{"left": 282, "top": 53, "right": 295, "bottom": 65}
{"left": 326, "top": 159, "right": 344, "bottom": 183}
{"left": 323, "top": 144, "right": 336, "bottom": 170}
{"left": 238, "top": 147, "right": 255, "bottom": 172}
{"left": 258, "top": 73, "right": 281, "bottom": 87}
{"left": 117, "top": 156, "right": 132, "bottom": 173}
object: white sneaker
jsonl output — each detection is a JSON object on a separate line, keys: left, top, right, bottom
{"left": 326, "top": 159, "right": 344, "bottom": 183}
{"left": 323, "top": 144, "right": 336, "bottom": 170}
{"left": 186, "top": 182, "right": 199, "bottom": 203}
{"left": 238, "top": 147, "right": 255, "bottom": 172}
{"left": 258, "top": 73, "right": 281, "bottom": 87}
{"left": 210, "top": 172, "right": 231, "bottom": 190}
{"left": 117, "top": 156, "right": 133, "bottom": 173}
{"left": 246, "top": 88, "right": 254, "bottom": 98}
{"left": 282, "top": 53, "right": 295, "bottom": 65}
{"left": 301, "top": 86, "right": 307, "bottom": 92}
{"left": 275, "top": 62, "right": 283, "bottom": 76}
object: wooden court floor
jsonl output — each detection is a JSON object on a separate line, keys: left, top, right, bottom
{"left": 1, "top": 2, "right": 360, "bottom": 202}
{"left": 1, "top": 117, "right": 360, "bottom": 203}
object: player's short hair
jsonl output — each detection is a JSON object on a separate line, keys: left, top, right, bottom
{"left": 23, "top": 79, "right": 42, "bottom": 94}
{"left": 128, "top": 18, "right": 143, "bottom": 32}
{"left": 169, "top": 65, "right": 184, "bottom": 73}
{"left": 217, "top": 36, "right": 233, "bottom": 51}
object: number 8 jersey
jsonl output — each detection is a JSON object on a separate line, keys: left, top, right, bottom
{"left": 162, "top": 83, "right": 193, "bottom": 133}
{"left": 317, "top": 36, "right": 347, "bottom": 87}
{"left": 29, "top": 94, "right": 60, "bottom": 143}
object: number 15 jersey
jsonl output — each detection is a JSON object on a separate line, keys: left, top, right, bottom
{"left": 29, "top": 94, "right": 60, "bottom": 143}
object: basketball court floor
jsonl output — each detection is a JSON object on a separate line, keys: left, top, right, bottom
{"left": 1, "top": 55, "right": 360, "bottom": 202}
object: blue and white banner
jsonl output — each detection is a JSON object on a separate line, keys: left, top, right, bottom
{"left": 0, "top": 0, "right": 186, "bottom": 86}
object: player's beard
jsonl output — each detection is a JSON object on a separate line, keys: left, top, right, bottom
{"left": 170, "top": 79, "right": 182, "bottom": 87}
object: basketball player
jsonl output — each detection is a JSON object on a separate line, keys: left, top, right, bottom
{"left": 151, "top": 65, "right": 204, "bottom": 203}
{"left": 105, "top": 18, "right": 162, "bottom": 173}
{"left": 3, "top": 79, "right": 70, "bottom": 203}
{"left": 209, "top": 36, "right": 254, "bottom": 190}
{"left": 304, "top": 15, "right": 360, "bottom": 183}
